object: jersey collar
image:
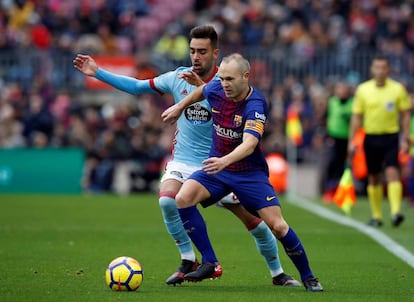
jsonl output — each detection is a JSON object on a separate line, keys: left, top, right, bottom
{"left": 204, "top": 66, "right": 219, "bottom": 83}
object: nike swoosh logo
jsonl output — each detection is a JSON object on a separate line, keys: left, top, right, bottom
{"left": 212, "top": 108, "right": 220, "bottom": 113}
{"left": 266, "top": 196, "right": 276, "bottom": 201}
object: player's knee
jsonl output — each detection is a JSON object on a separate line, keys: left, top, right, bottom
{"left": 175, "top": 183, "right": 207, "bottom": 208}
{"left": 158, "top": 195, "right": 176, "bottom": 211}
{"left": 175, "top": 192, "right": 191, "bottom": 208}
{"left": 269, "top": 220, "right": 289, "bottom": 238}
{"left": 243, "top": 215, "right": 262, "bottom": 230}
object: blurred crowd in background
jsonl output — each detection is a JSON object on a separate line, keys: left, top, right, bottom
{"left": 1, "top": 0, "right": 414, "bottom": 194}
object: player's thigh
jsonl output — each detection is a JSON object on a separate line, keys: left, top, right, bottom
{"left": 384, "top": 134, "right": 399, "bottom": 168}
{"left": 160, "top": 161, "right": 199, "bottom": 185}
{"left": 159, "top": 178, "right": 182, "bottom": 195}
{"left": 216, "top": 192, "right": 240, "bottom": 209}
{"left": 216, "top": 192, "right": 259, "bottom": 223}
{"left": 176, "top": 179, "right": 210, "bottom": 208}
{"left": 364, "top": 135, "right": 384, "bottom": 174}
{"left": 257, "top": 205, "right": 288, "bottom": 238}
{"left": 222, "top": 202, "right": 260, "bottom": 226}
{"left": 160, "top": 160, "right": 201, "bottom": 195}
{"left": 228, "top": 171, "right": 281, "bottom": 211}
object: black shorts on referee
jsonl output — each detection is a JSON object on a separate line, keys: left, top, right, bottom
{"left": 363, "top": 133, "right": 399, "bottom": 174}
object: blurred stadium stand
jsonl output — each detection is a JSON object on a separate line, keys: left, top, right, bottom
{"left": 1, "top": 0, "right": 414, "bottom": 194}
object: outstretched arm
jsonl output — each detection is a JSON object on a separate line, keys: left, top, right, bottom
{"left": 73, "top": 54, "right": 99, "bottom": 76}
{"left": 73, "top": 54, "right": 153, "bottom": 95}
{"left": 161, "top": 84, "right": 205, "bottom": 124}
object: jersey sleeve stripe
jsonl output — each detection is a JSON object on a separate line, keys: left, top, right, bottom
{"left": 149, "top": 78, "right": 164, "bottom": 95}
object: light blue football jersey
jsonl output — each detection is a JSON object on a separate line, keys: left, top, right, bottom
{"left": 95, "top": 65, "right": 218, "bottom": 166}
{"left": 153, "top": 66, "right": 217, "bottom": 165}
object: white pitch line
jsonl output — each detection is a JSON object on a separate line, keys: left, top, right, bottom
{"left": 286, "top": 195, "right": 414, "bottom": 269}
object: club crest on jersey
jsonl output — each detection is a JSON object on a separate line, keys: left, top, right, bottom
{"left": 181, "top": 89, "right": 188, "bottom": 95}
{"left": 386, "top": 100, "right": 395, "bottom": 111}
{"left": 234, "top": 115, "right": 243, "bottom": 127}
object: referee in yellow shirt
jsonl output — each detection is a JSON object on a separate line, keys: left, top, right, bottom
{"left": 348, "top": 55, "right": 411, "bottom": 227}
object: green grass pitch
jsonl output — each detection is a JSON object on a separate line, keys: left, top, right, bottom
{"left": 0, "top": 193, "right": 413, "bottom": 302}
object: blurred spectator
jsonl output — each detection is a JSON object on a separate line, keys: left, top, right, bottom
{"left": 321, "top": 81, "right": 353, "bottom": 203}
{"left": 307, "top": 81, "right": 328, "bottom": 161}
{"left": 96, "top": 23, "right": 117, "bottom": 55}
{"left": 281, "top": 18, "right": 316, "bottom": 71}
{"left": 50, "top": 34, "right": 79, "bottom": 89}
{"left": 0, "top": 92, "right": 25, "bottom": 147}
{"left": 75, "top": 33, "right": 103, "bottom": 54}
{"left": 406, "top": 18, "right": 414, "bottom": 50}
{"left": 7, "top": 0, "right": 35, "bottom": 30}
{"left": 286, "top": 82, "right": 313, "bottom": 162}
{"left": 243, "top": 1, "right": 266, "bottom": 46}
{"left": 83, "top": 106, "right": 105, "bottom": 143}
{"left": 134, "top": 51, "right": 159, "bottom": 80}
{"left": 49, "top": 90, "right": 71, "bottom": 126}
{"left": 249, "top": 58, "right": 273, "bottom": 94}
{"left": 403, "top": 94, "right": 414, "bottom": 207}
{"left": 1, "top": 0, "right": 414, "bottom": 195}
{"left": 153, "top": 24, "right": 189, "bottom": 68}
{"left": 66, "top": 112, "right": 93, "bottom": 150}
{"left": 179, "top": 10, "right": 198, "bottom": 37}
{"left": 22, "top": 92, "right": 54, "bottom": 146}
{"left": 82, "top": 150, "right": 117, "bottom": 193}
{"left": 220, "top": 24, "right": 244, "bottom": 54}
{"left": 32, "top": 130, "right": 49, "bottom": 147}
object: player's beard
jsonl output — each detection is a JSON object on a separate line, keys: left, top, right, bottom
{"left": 194, "top": 60, "right": 214, "bottom": 78}
{"left": 194, "top": 67, "right": 206, "bottom": 78}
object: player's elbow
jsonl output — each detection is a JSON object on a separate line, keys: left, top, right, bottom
{"left": 244, "top": 144, "right": 256, "bottom": 156}
{"left": 242, "top": 135, "right": 259, "bottom": 156}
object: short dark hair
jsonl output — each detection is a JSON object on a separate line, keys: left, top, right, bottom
{"left": 189, "top": 25, "right": 218, "bottom": 49}
{"left": 372, "top": 54, "right": 389, "bottom": 64}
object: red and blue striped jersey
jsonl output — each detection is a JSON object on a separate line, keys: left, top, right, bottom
{"left": 203, "top": 80, "right": 269, "bottom": 172}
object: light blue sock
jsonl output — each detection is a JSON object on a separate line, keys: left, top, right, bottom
{"left": 250, "top": 221, "right": 283, "bottom": 277}
{"left": 159, "top": 195, "right": 195, "bottom": 261}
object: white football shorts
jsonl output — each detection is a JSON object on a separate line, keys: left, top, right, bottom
{"left": 160, "top": 160, "right": 239, "bottom": 206}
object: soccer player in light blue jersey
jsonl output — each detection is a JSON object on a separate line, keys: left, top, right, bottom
{"left": 73, "top": 25, "right": 299, "bottom": 287}
{"left": 162, "top": 53, "right": 323, "bottom": 292}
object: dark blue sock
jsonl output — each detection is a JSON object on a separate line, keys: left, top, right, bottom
{"left": 178, "top": 206, "right": 218, "bottom": 264}
{"left": 279, "top": 227, "right": 314, "bottom": 281}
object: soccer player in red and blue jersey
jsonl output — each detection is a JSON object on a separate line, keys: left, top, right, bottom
{"left": 162, "top": 53, "right": 323, "bottom": 292}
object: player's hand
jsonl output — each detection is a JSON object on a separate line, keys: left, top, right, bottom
{"left": 202, "top": 157, "right": 227, "bottom": 174}
{"left": 73, "top": 54, "right": 98, "bottom": 76}
{"left": 400, "top": 137, "right": 412, "bottom": 154}
{"left": 347, "top": 143, "right": 356, "bottom": 159}
{"left": 161, "top": 104, "right": 182, "bottom": 124}
{"left": 178, "top": 70, "right": 204, "bottom": 86}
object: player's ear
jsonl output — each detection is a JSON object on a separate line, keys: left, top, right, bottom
{"left": 213, "top": 48, "right": 219, "bottom": 59}
{"left": 243, "top": 71, "right": 250, "bottom": 80}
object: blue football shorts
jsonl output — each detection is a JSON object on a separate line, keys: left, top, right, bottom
{"left": 190, "top": 169, "right": 280, "bottom": 213}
